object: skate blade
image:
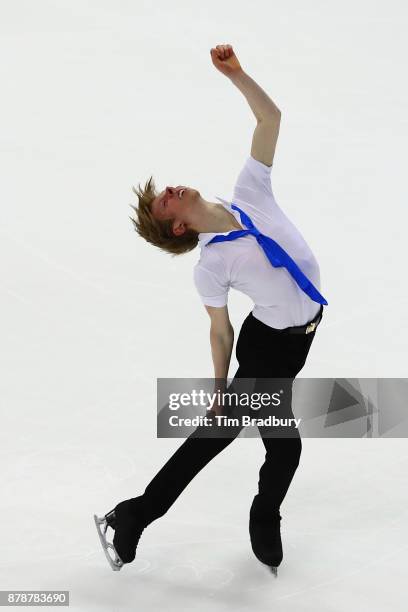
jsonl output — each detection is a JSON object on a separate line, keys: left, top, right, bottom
{"left": 93, "top": 514, "right": 124, "bottom": 571}
{"left": 270, "top": 566, "right": 278, "bottom": 577}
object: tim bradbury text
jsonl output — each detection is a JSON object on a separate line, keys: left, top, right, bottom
{"left": 168, "top": 415, "right": 302, "bottom": 428}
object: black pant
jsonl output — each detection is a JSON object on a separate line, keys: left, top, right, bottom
{"left": 140, "top": 308, "right": 321, "bottom": 525}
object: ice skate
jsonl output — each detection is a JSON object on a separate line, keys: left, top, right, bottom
{"left": 94, "top": 497, "right": 147, "bottom": 571}
{"left": 249, "top": 494, "right": 282, "bottom": 577}
{"left": 94, "top": 510, "right": 124, "bottom": 571}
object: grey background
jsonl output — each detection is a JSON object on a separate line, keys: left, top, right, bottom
{"left": 156, "top": 378, "right": 408, "bottom": 438}
{"left": 1, "top": 1, "right": 407, "bottom": 610}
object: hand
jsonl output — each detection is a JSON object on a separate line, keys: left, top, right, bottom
{"left": 207, "top": 397, "right": 224, "bottom": 418}
{"left": 210, "top": 44, "right": 243, "bottom": 78}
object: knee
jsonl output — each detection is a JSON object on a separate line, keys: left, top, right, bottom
{"left": 266, "top": 436, "right": 302, "bottom": 467}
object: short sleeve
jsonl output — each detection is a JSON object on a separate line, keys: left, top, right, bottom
{"left": 193, "top": 249, "right": 230, "bottom": 307}
{"left": 246, "top": 155, "right": 273, "bottom": 182}
{"left": 233, "top": 155, "right": 273, "bottom": 196}
{"left": 232, "top": 156, "right": 282, "bottom": 220}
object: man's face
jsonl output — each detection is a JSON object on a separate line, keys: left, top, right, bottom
{"left": 151, "top": 185, "right": 196, "bottom": 236}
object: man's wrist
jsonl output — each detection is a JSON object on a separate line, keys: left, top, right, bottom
{"left": 213, "top": 377, "right": 227, "bottom": 391}
{"left": 229, "top": 68, "right": 246, "bottom": 84}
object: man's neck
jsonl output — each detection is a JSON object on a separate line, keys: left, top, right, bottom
{"left": 189, "top": 200, "right": 242, "bottom": 234}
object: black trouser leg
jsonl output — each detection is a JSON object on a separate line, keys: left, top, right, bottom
{"left": 140, "top": 370, "right": 253, "bottom": 524}
{"left": 256, "top": 436, "right": 302, "bottom": 509}
{"left": 141, "top": 419, "right": 244, "bottom": 524}
{"left": 253, "top": 377, "right": 303, "bottom": 511}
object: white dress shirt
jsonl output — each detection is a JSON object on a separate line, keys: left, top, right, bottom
{"left": 193, "top": 155, "right": 323, "bottom": 329}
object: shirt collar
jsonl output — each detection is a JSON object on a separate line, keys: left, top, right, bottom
{"left": 197, "top": 196, "right": 241, "bottom": 248}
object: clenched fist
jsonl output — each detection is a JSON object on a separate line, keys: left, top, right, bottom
{"left": 210, "top": 44, "right": 243, "bottom": 78}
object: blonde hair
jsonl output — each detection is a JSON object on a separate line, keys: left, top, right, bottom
{"left": 129, "top": 176, "right": 199, "bottom": 256}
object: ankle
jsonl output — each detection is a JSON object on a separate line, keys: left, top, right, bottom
{"left": 250, "top": 495, "right": 281, "bottom": 520}
{"left": 125, "top": 496, "right": 150, "bottom": 526}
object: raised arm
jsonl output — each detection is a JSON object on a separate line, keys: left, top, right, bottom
{"left": 210, "top": 44, "right": 281, "bottom": 166}
{"left": 210, "top": 44, "right": 281, "bottom": 121}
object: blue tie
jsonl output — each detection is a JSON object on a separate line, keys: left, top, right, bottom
{"left": 206, "top": 203, "right": 328, "bottom": 306}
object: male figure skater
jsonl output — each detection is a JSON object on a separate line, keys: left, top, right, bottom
{"left": 94, "top": 44, "right": 327, "bottom": 576}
